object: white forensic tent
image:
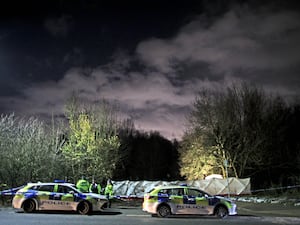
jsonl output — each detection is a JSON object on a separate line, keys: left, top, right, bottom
{"left": 112, "top": 178, "right": 251, "bottom": 198}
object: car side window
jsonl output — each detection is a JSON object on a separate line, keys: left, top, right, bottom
{"left": 187, "top": 189, "right": 204, "bottom": 198}
{"left": 38, "top": 185, "right": 54, "bottom": 192}
{"left": 30, "top": 185, "right": 40, "bottom": 190}
{"left": 57, "top": 185, "right": 74, "bottom": 194}
{"left": 178, "top": 188, "right": 184, "bottom": 196}
{"left": 158, "top": 189, "right": 169, "bottom": 195}
{"left": 170, "top": 188, "right": 183, "bottom": 196}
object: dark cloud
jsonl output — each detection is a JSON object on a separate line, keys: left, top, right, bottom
{"left": 0, "top": 1, "right": 300, "bottom": 139}
{"left": 136, "top": 4, "right": 300, "bottom": 95}
{"left": 44, "top": 15, "right": 74, "bottom": 37}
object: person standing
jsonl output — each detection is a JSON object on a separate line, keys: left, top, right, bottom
{"left": 76, "top": 177, "right": 90, "bottom": 193}
{"left": 89, "top": 180, "right": 101, "bottom": 194}
{"left": 104, "top": 179, "right": 114, "bottom": 208}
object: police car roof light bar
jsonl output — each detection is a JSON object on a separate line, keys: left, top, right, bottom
{"left": 54, "top": 179, "right": 65, "bottom": 183}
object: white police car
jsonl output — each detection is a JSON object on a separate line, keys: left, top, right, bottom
{"left": 143, "top": 185, "right": 237, "bottom": 218}
{"left": 12, "top": 180, "right": 108, "bottom": 215}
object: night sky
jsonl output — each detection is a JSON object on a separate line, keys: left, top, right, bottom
{"left": 1, "top": 0, "right": 300, "bottom": 139}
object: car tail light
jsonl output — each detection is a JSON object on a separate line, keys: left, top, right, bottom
{"left": 145, "top": 195, "right": 154, "bottom": 200}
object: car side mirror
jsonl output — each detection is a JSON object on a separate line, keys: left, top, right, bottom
{"left": 204, "top": 194, "right": 209, "bottom": 198}
{"left": 69, "top": 191, "right": 75, "bottom": 195}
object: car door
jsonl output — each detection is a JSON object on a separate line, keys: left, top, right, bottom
{"left": 184, "top": 188, "right": 209, "bottom": 214}
{"left": 51, "top": 185, "right": 76, "bottom": 210}
{"left": 167, "top": 188, "right": 185, "bottom": 214}
{"left": 36, "top": 184, "right": 55, "bottom": 210}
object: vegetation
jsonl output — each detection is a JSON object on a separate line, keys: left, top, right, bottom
{"left": 0, "top": 82, "right": 299, "bottom": 190}
{"left": 62, "top": 95, "right": 122, "bottom": 182}
{"left": 179, "top": 133, "right": 218, "bottom": 180}
{"left": 0, "top": 94, "right": 181, "bottom": 188}
{"left": 0, "top": 114, "right": 66, "bottom": 187}
{"left": 114, "top": 130, "right": 180, "bottom": 181}
{"left": 180, "top": 82, "right": 300, "bottom": 188}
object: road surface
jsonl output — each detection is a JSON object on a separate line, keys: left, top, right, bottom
{"left": 1, "top": 207, "right": 300, "bottom": 225}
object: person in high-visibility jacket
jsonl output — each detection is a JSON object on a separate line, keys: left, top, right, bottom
{"left": 104, "top": 179, "right": 114, "bottom": 208}
{"left": 89, "top": 180, "right": 101, "bottom": 194}
{"left": 76, "top": 178, "right": 90, "bottom": 193}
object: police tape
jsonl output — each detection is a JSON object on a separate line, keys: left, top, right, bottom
{"left": 1, "top": 184, "right": 300, "bottom": 197}
{"left": 0, "top": 186, "right": 25, "bottom": 196}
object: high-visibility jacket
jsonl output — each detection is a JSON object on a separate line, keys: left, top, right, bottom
{"left": 89, "top": 183, "right": 101, "bottom": 194}
{"left": 104, "top": 184, "right": 113, "bottom": 196}
{"left": 76, "top": 179, "right": 90, "bottom": 193}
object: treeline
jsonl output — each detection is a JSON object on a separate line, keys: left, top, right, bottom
{"left": 115, "top": 130, "right": 180, "bottom": 181}
{"left": 0, "top": 96, "right": 181, "bottom": 188}
{"left": 180, "top": 83, "right": 300, "bottom": 189}
{"left": 0, "top": 83, "right": 300, "bottom": 190}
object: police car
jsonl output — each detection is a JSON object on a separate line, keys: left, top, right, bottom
{"left": 12, "top": 181, "right": 108, "bottom": 215}
{"left": 142, "top": 185, "right": 237, "bottom": 218}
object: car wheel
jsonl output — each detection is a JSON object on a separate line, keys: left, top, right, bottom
{"left": 215, "top": 205, "right": 228, "bottom": 218}
{"left": 78, "top": 201, "right": 91, "bottom": 215}
{"left": 157, "top": 205, "right": 171, "bottom": 218}
{"left": 101, "top": 202, "right": 108, "bottom": 209}
{"left": 23, "top": 199, "right": 36, "bottom": 213}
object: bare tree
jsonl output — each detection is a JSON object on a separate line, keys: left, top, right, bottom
{"left": 0, "top": 114, "right": 65, "bottom": 187}
{"left": 186, "top": 82, "right": 270, "bottom": 178}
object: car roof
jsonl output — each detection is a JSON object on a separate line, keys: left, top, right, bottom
{"left": 26, "top": 182, "right": 75, "bottom": 186}
{"left": 153, "top": 185, "right": 212, "bottom": 196}
{"left": 155, "top": 185, "right": 194, "bottom": 189}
